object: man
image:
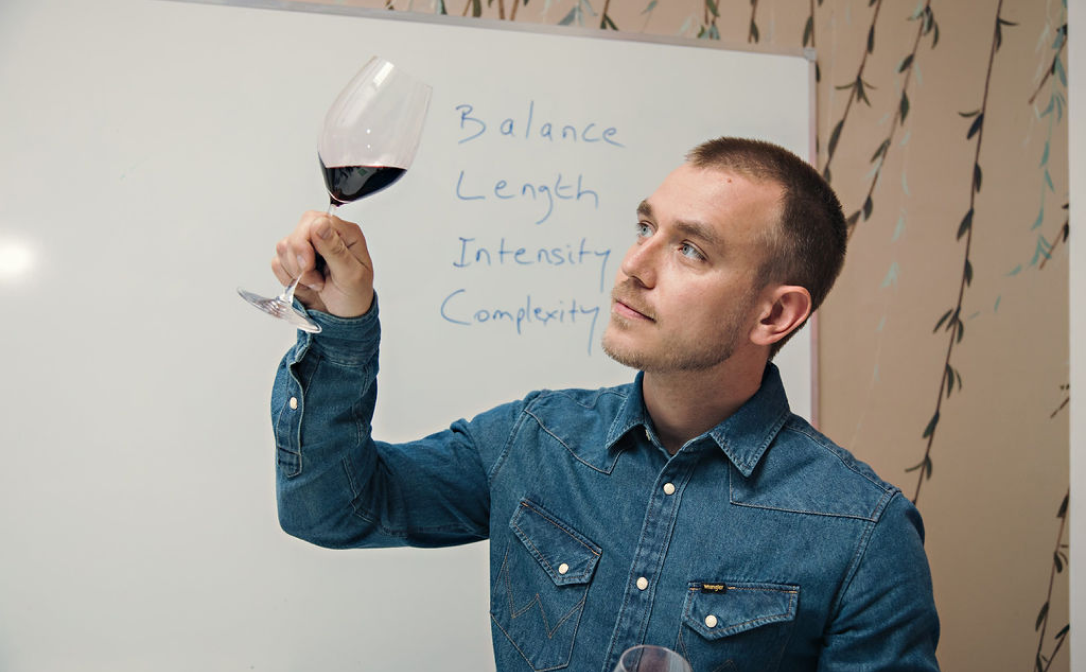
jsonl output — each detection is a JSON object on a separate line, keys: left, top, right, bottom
{"left": 270, "top": 137, "right": 940, "bottom": 672}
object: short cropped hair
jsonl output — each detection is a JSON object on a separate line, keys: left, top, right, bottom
{"left": 687, "top": 137, "right": 847, "bottom": 357}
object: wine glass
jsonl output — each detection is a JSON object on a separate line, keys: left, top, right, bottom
{"left": 238, "top": 56, "right": 432, "bottom": 332}
{"left": 614, "top": 646, "right": 693, "bottom": 672}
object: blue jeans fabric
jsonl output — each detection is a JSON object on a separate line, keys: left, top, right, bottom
{"left": 273, "top": 301, "right": 940, "bottom": 672}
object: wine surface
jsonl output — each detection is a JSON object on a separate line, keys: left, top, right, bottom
{"left": 320, "top": 157, "right": 406, "bottom": 204}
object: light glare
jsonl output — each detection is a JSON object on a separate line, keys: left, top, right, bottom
{"left": 0, "top": 240, "right": 35, "bottom": 280}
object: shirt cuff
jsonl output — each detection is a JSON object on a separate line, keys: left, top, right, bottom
{"left": 292, "top": 294, "right": 381, "bottom": 364}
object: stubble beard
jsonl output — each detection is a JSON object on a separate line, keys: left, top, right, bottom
{"left": 601, "top": 297, "right": 750, "bottom": 373}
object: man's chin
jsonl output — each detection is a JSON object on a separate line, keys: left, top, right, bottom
{"left": 601, "top": 331, "right": 647, "bottom": 370}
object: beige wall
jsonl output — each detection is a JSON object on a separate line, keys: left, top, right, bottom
{"left": 294, "top": 0, "right": 1072, "bottom": 668}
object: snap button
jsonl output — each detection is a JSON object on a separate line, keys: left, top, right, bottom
{"left": 645, "top": 428, "right": 652, "bottom": 441}
{"left": 289, "top": 397, "right": 298, "bottom": 410}
{"left": 558, "top": 563, "right": 569, "bottom": 575}
{"left": 705, "top": 614, "right": 718, "bottom": 628}
{"left": 636, "top": 576, "right": 649, "bottom": 591}
{"left": 663, "top": 482, "right": 676, "bottom": 495}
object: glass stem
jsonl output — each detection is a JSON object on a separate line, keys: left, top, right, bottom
{"left": 281, "top": 276, "right": 302, "bottom": 304}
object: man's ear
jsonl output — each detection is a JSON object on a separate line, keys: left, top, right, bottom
{"left": 750, "top": 285, "right": 812, "bottom": 348}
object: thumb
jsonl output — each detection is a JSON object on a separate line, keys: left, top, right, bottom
{"left": 311, "top": 219, "right": 354, "bottom": 272}
{"left": 308, "top": 217, "right": 374, "bottom": 317}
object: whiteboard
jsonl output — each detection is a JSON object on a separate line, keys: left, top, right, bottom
{"left": 0, "top": 0, "right": 812, "bottom": 669}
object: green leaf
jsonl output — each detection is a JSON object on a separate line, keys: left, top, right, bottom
{"left": 998, "top": 17, "right": 1018, "bottom": 26}
{"left": 956, "top": 318, "right": 965, "bottom": 343}
{"left": 922, "top": 412, "right": 940, "bottom": 438}
{"left": 828, "top": 119, "right": 844, "bottom": 158}
{"left": 846, "top": 210, "right": 860, "bottom": 228}
{"left": 957, "top": 209, "right": 974, "bottom": 240}
{"left": 472, "top": 0, "right": 482, "bottom": 16}
{"left": 803, "top": 15, "right": 814, "bottom": 46}
{"left": 1055, "top": 551, "right": 1064, "bottom": 572}
{"left": 749, "top": 19, "right": 760, "bottom": 42}
{"left": 946, "top": 364, "right": 955, "bottom": 397}
{"left": 705, "top": 0, "right": 719, "bottom": 17}
{"left": 863, "top": 195, "right": 874, "bottom": 220}
{"left": 871, "top": 139, "right": 890, "bottom": 163}
{"left": 934, "top": 308, "right": 953, "bottom": 333}
{"left": 867, "top": 25, "right": 875, "bottom": 53}
{"left": 1041, "top": 141, "right": 1050, "bottom": 167}
{"left": 822, "top": 165, "right": 832, "bottom": 183}
{"left": 904, "top": 456, "right": 933, "bottom": 478}
{"left": 1056, "top": 624, "right": 1070, "bottom": 639}
{"left": 558, "top": 4, "right": 578, "bottom": 24}
{"left": 1037, "top": 602, "right": 1050, "bottom": 631}
{"left": 974, "top": 163, "right": 983, "bottom": 193}
{"left": 898, "top": 54, "right": 914, "bottom": 73}
{"left": 900, "top": 92, "right": 910, "bottom": 122}
{"left": 932, "top": 21, "right": 940, "bottom": 47}
{"left": 996, "top": 22, "right": 1003, "bottom": 51}
{"left": 641, "top": 0, "right": 657, "bottom": 14}
{"left": 601, "top": 13, "right": 618, "bottom": 29}
{"left": 1058, "top": 493, "right": 1069, "bottom": 518}
{"left": 856, "top": 78, "right": 871, "bottom": 105}
{"left": 967, "top": 113, "right": 984, "bottom": 139}
{"left": 956, "top": 369, "right": 963, "bottom": 391}
{"left": 960, "top": 109, "right": 981, "bottom": 118}
{"left": 965, "top": 259, "right": 973, "bottom": 285}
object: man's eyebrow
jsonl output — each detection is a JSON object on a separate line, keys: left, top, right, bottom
{"left": 673, "top": 219, "right": 723, "bottom": 250}
{"left": 637, "top": 200, "right": 652, "bottom": 218}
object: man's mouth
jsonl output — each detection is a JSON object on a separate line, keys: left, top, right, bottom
{"left": 611, "top": 290, "right": 655, "bottom": 322}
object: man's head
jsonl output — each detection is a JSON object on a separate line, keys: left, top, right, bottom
{"left": 601, "top": 137, "right": 846, "bottom": 372}
{"left": 686, "top": 137, "right": 847, "bottom": 358}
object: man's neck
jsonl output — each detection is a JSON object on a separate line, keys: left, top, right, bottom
{"left": 641, "top": 354, "right": 767, "bottom": 455}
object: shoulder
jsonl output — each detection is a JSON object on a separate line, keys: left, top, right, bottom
{"left": 733, "top": 414, "right": 907, "bottom": 524}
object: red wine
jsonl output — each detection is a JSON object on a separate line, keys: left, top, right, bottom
{"left": 320, "top": 157, "right": 406, "bottom": 204}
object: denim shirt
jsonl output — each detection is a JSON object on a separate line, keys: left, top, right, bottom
{"left": 273, "top": 301, "right": 940, "bottom": 672}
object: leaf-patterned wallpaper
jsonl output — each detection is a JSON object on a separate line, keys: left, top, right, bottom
{"left": 291, "top": 0, "right": 1072, "bottom": 669}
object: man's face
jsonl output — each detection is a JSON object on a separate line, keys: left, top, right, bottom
{"left": 601, "top": 163, "right": 783, "bottom": 373}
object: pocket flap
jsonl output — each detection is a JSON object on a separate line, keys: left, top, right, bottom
{"left": 509, "top": 499, "right": 601, "bottom": 587}
{"left": 683, "top": 581, "right": 799, "bottom": 640}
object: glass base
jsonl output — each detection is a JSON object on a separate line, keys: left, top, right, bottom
{"left": 237, "top": 287, "right": 322, "bottom": 333}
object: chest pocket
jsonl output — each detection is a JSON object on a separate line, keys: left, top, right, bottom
{"left": 675, "top": 581, "right": 799, "bottom": 672}
{"left": 491, "top": 499, "right": 602, "bottom": 671}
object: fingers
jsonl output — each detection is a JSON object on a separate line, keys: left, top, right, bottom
{"left": 272, "top": 211, "right": 327, "bottom": 286}
{"left": 311, "top": 216, "right": 372, "bottom": 280}
{"left": 270, "top": 211, "right": 374, "bottom": 318}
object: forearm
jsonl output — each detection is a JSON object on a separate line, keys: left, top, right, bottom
{"left": 272, "top": 299, "right": 494, "bottom": 549}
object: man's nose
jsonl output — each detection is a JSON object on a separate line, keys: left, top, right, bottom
{"left": 619, "top": 238, "right": 658, "bottom": 289}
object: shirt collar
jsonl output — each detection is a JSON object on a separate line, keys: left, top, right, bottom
{"left": 605, "top": 364, "right": 792, "bottom": 477}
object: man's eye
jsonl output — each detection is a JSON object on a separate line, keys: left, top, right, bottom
{"left": 636, "top": 221, "right": 653, "bottom": 238}
{"left": 680, "top": 242, "right": 705, "bottom": 261}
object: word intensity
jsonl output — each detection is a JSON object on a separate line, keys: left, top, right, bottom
{"left": 452, "top": 236, "right": 612, "bottom": 293}
{"left": 455, "top": 101, "right": 625, "bottom": 147}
